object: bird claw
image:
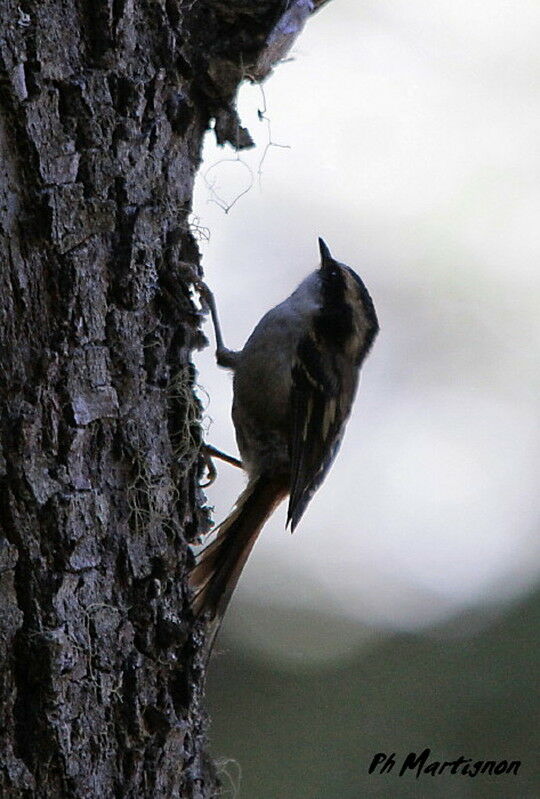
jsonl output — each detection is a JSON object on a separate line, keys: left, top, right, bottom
{"left": 199, "top": 444, "right": 243, "bottom": 487}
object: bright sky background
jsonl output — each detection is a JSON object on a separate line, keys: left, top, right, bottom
{"left": 192, "top": 0, "right": 540, "bottom": 663}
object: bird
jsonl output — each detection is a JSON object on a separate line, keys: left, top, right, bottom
{"left": 189, "top": 238, "right": 378, "bottom": 651}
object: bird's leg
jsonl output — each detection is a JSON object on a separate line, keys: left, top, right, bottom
{"left": 188, "top": 273, "right": 239, "bottom": 369}
{"left": 204, "top": 444, "right": 242, "bottom": 469}
{"left": 200, "top": 444, "right": 243, "bottom": 487}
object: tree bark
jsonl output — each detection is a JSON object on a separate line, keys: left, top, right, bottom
{"left": 0, "top": 1, "right": 327, "bottom": 795}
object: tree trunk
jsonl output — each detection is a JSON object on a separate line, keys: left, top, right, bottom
{"left": 0, "top": 1, "right": 328, "bottom": 795}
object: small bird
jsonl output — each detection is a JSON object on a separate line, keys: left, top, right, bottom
{"left": 190, "top": 239, "right": 378, "bottom": 648}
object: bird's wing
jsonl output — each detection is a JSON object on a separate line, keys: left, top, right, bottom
{"left": 287, "top": 331, "right": 348, "bottom": 531}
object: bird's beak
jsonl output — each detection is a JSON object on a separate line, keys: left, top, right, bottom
{"left": 318, "top": 237, "right": 333, "bottom": 267}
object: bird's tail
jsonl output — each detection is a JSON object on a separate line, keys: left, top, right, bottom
{"left": 189, "top": 474, "right": 287, "bottom": 651}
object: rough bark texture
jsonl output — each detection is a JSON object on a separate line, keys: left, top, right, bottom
{"left": 0, "top": 1, "right": 328, "bottom": 796}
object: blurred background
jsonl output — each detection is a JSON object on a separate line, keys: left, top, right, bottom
{"left": 192, "top": 1, "right": 540, "bottom": 796}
